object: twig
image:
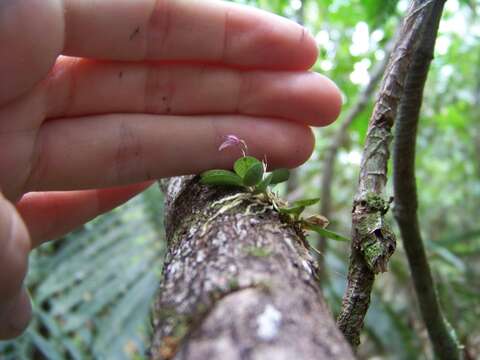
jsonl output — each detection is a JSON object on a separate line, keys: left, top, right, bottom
{"left": 337, "top": 0, "right": 440, "bottom": 348}
{"left": 392, "top": 1, "right": 461, "bottom": 359}
{"left": 317, "top": 40, "right": 393, "bottom": 279}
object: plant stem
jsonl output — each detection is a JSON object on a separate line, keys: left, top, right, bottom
{"left": 392, "top": 1, "right": 461, "bottom": 359}
{"left": 337, "top": 0, "right": 441, "bottom": 348}
{"left": 318, "top": 40, "right": 393, "bottom": 280}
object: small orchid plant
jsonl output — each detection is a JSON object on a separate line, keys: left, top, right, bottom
{"left": 199, "top": 135, "right": 349, "bottom": 242}
{"left": 201, "top": 135, "right": 289, "bottom": 193}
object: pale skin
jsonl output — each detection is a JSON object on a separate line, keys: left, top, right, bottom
{"left": 0, "top": 0, "right": 342, "bottom": 339}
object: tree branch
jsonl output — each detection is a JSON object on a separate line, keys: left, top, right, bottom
{"left": 317, "top": 41, "right": 393, "bottom": 280}
{"left": 320, "top": 42, "right": 394, "bottom": 220}
{"left": 150, "top": 177, "right": 355, "bottom": 360}
{"left": 337, "top": 0, "right": 439, "bottom": 348}
{"left": 392, "top": 1, "right": 461, "bottom": 359}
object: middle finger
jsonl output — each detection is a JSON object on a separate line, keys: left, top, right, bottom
{"left": 44, "top": 58, "right": 342, "bottom": 126}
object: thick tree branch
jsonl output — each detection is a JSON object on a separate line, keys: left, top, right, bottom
{"left": 337, "top": 0, "right": 439, "bottom": 348}
{"left": 392, "top": 1, "right": 461, "bottom": 359}
{"left": 150, "top": 177, "right": 354, "bottom": 360}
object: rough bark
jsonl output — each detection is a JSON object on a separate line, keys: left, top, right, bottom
{"left": 149, "top": 177, "right": 355, "bottom": 360}
{"left": 392, "top": 1, "right": 461, "bottom": 359}
{"left": 337, "top": 0, "right": 439, "bottom": 348}
{"left": 317, "top": 42, "right": 393, "bottom": 280}
{"left": 320, "top": 42, "right": 393, "bottom": 225}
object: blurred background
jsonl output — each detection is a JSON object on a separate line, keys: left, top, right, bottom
{"left": 1, "top": 0, "right": 479, "bottom": 359}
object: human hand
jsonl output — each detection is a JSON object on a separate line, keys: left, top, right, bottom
{"left": 0, "top": 0, "right": 342, "bottom": 339}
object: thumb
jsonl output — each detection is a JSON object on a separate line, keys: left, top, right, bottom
{"left": 0, "top": 192, "right": 32, "bottom": 339}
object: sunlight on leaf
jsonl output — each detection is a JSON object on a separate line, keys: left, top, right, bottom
{"left": 270, "top": 168, "right": 290, "bottom": 185}
{"left": 200, "top": 170, "right": 244, "bottom": 187}
{"left": 234, "top": 156, "right": 262, "bottom": 178}
{"left": 243, "top": 162, "right": 265, "bottom": 186}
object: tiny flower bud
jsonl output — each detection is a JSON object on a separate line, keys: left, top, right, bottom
{"left": 305, "top": 215, "right": 330, "bottom": 229}
{"left": 218, "top": 134, "right": 248, "bottom": 156}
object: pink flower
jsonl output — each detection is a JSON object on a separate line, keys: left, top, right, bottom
{"left": 218, "top": 135, "right": 248, "bottom": 156}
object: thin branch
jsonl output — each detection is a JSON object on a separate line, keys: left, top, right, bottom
{"left": 337, "top": 0, "right": 440, "bottom": 348}
{"left": 320, "top": 43, "right": 393, "bottom": 218}
{"left": 392, "top": 1, "right": 461, "bottom": 359}
{"left": 317, "top": 41, "right": 393, "bottom": 280}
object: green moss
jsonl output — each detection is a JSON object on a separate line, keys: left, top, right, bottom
{"left": 172, "top": 320, "right": 189, "bottom": 339}
{"left": 156, "top": 307, "right": 192, "bottom": 359}
{"left": 360, "top": 227, "right": 395, "bottom": 274}
{"left": 357, "top": 213, "right": 382, "bottom": 238}
{"left": 244, "top": 245, "right": 272, "bottom": 257}
{"left": 362, "top": 241, "right": 384, "bottom": 271}
{"left": 170, "top": 210, "right": 202, "bottom": 247}
{"left": 227, "top": 278, "right": 240, "bottom": 291}
{"left": 363, "top": 192, "right": 391, "bottom": 214}
{"left": 157, "top": 307, "right": 182, "bottom": 322}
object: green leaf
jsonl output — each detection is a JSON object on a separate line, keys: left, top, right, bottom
{"left": 234, "top": 156, "right": 262, "bottom": 178}
{"left": 292, "top": 198, "right": 321, "bottom": 207}
{"left": 243, "top": 162, "right": 265, "bottom": 186}
{"left": 270, "top": 168, "right": 290, "bottom": 185}
{"left": 200, "top": 169, "right": 244, "bottom": 187}
{"left": 279, "top": 205, "right": 306, "bottom": 218}
{"left": 255, "top": 173, "right": 273, "bottom": 193}
{"left": 305, "top": 224, "right": 349, "bottom": 242}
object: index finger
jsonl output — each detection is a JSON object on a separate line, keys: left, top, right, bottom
{"left": 63, "top": 0, "right": 317, "bottom": 69}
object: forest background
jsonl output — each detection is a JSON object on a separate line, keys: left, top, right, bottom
{"left": 0, "top": 0, "right": 479, "bottom": 359}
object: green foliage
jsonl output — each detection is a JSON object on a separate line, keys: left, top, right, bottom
{"left": 304, "top": 223, "right": 349, "bottom": 242}
{"left": 233, "top": 156, "right": 262, "bottom": 178}
{"left": 3, "top": 0, "right": 480, "bottom": 358}
{"left": 201, "top": 153, "right": 349, "bottom": 242}
{"left": 290, "top": 198, "right": 321, "bottom": 207}
{"left": 255, "top": 173, "right": 274, "bottom": 193}
{"left": 278, "top": 198, "right": 321, "bottom": 219}
{"left": 200, "top": 155, "right": 290, "bottom": 192}
{"left": 361, "top": 0, "right": 400, "bottom": 27}
{"left": 242, "top": 162, "right": 265, "bottom": 186}
{"left": 278, "top": 204, "right": 307, "bottom": 218}
{"left": 277, "top": 197, "right": 349, "bottom": 241}
{"left": 200, "top": 169, "right": 244, "bottom": 187}
{"left": 247, "top": 0, "right": 480, "bottom": 357}
{"left": 0, "top": 187, "right": 165, "bottom": 359}
{"left": 270, "top": 168, "right": 291, "bottom": 185}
